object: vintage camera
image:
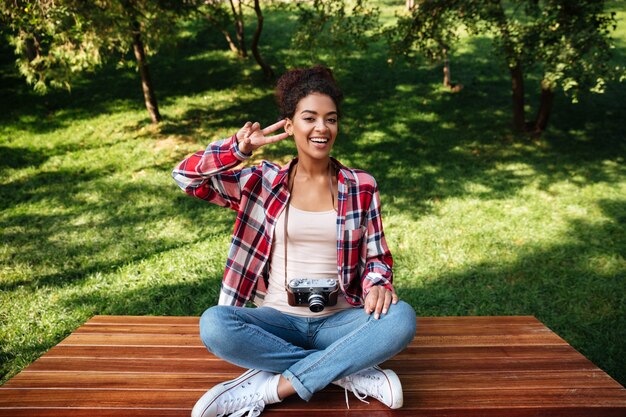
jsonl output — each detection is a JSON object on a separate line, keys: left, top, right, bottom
{"left": 287, "top": 278, "right": 339, "bottom": 313}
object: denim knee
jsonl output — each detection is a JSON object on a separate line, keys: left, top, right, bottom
{"left": 199, "top": 305, "right": 231, "bottom": 355}
{"left": 385, "top": 300, "right": 417, "bottom": 351}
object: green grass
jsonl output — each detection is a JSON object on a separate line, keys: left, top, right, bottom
{"left": 1, "top": 1, "right": 625, "bottom": 388}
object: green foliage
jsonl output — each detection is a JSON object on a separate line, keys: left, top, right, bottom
{"left": 386, "top": 0, "right": 622, "bottom": 101}
{"left": 534, "top": 2, "right": 618, "bottom": 100}
{"left": 386, "top": 1, "right": 461, "bottom": 63}
{"left": 291, "top": 0, "right": 381, "bottom": 66}
{"left": 0, "top": 0, "right": 191, "bottom": 93}
{"left": 1, "top": 1, "right": 102, "bottom": 92}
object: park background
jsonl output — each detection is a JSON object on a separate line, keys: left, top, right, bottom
{"left": 1, "top": 0, "right": 625, "bottom": 389}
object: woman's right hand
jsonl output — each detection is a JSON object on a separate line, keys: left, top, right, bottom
{"left": 237, "top": 120, "right": 289, "bottom": 154}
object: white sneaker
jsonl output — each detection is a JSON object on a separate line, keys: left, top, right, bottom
{"left": 333, "top": 366, "right": 403, "bottom": 409}
{"left": 191, "top": 369, "right": 279, "bottom": 417}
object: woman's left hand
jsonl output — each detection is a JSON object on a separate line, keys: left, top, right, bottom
{"left": 364, "top": 286, "right": 399, "bottom": 320}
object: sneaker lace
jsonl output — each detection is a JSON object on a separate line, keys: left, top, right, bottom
{"left": 341, "top": 373, "right": 386, "bottom": 409}
{"left": 217, "top": 391, "right": 265, "bottom": 417}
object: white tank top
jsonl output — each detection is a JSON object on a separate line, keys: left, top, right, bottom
{"left": 263, "top": 204, "right": 353, "bottom": 317}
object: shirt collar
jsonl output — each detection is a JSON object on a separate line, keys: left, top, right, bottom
{"left": 271, "top": 157, "right": 356, "bottom": 190}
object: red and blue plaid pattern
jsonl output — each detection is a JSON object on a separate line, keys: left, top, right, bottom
{"left": 172, "top": 134, "right": 394, "bottom": 307}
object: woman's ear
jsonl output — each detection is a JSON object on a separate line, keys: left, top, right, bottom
{"left": 284, "top": 118, "right": 293, "bottom": 136}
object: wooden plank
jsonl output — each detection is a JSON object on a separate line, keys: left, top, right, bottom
{"left": 84, "top": 315, "right": 540, "bottom": 326}
{"left": 73, "top": 325, "right": 200, "bottom": 335}
{"left": 410, "top": 334, "right": 568, "bottom": 347}
{"left": 86, "top": 316, "right": 198, "bottom": 325}
{"left": 2, "top": 372, "right": 226, "bottom": 390}
{"left": 59, "top": 333, "right": 204, "bottom": 347}
{"left": 1, "top": 388, "right": 625, "bottom": 409}
{"left": 1, "top": 409, "right": 626, "bottom": 417}
{"left": 398, "top": 371, "right": 624, "bottom": 390}
{"left": 59, "top": 332, "right": 567, "bottom": 348}
{"left": 21, "top": 354, "right": 599, "bottom": 374}
{"left": 416, "top": 316, "right": 541, "bottom": 325}
{"left": 0, "top": 411, "right": 190, "bottom": 417}
{"left": 0, "top": 388, "right": 197, "bottom": 408}
{"left": 3, "top": 406, "right": 623, "bottom": 417}
{"left": 73, "top": 323, "right": 554, "bottom": 337}
{"left": 42, "top": 344, "right": 584, "bottom": 362}
{"left": 394, "top": 388, "right": 626, "bottom": 408}
{"left": 415, "top": 323, "right": 554, "bottom": 335}
{"left": 1, "top": 315, "right": 624, "bottom": 417}
{"left": 78, "top": 321, "right": 551, "bottom": 335}
{"left": 4, "top": 370, "right": 621, "bottom": 391}
{"left": 24, "top": 357, "right": 242, "bottom": 374}
{"left": 44, "top": 345, "right": 210, "bottom": 360}
{"left": 396, "top": 344, "right": 582, "bottom": 359}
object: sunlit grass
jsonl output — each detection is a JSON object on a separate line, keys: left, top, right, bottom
{"left": 1, "top": 1, "right": 625, "bottom": 389}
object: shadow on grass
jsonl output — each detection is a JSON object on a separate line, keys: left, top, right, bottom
{"left": 0, "top": 145, "right": 49, "bottom": 170}
{"left": 157, "top": 91, "right": 280, "bottom": 140}
{"left": 321, "top": 35, "right": 626, "bottom": 219}
{"left": 399, "top": 198, "right": 626, "bottom": 384}
{"left": 62, "top": 273, "right": 225, "bottom": 317}
{"left": 0, "top": 163, "right": 234, "bottom": 292}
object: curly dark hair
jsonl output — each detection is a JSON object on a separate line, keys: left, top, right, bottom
{"left": 275, "top": 65, "right": 344, "bottom": 119}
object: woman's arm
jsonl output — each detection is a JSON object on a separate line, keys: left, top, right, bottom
{"left": 361, "top": 185, "right": 398, "bottom": 319}
{"left": 172, "top": 134, "right": 251, "bottom": 210}
{"left": 172, "top": 120, "right": 289, "bottom": 211}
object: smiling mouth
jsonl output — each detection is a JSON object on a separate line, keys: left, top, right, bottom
{"left": 309, "top": 137, "right": 329, "bottom": 144}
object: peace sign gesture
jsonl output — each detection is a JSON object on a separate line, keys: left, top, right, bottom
{"left": 237, "top": 120, "right": 289, "bottom": 154}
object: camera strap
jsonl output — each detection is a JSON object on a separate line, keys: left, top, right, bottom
{"left": 283, "top": 161, "right": 337, "bottom": 291}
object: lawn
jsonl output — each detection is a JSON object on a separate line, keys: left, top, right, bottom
{"left": 1, "top": 1, "right": 625, "bottom": 388}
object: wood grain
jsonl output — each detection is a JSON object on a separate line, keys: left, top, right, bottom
{"left": 1, "top": 315, "right": 624, "bottom": 417}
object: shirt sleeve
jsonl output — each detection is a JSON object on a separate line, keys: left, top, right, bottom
{"left": 171, "top": 134, "right": 253, "bottom": 211}
{"left": 360, "top": 184, "right": 395, "bottom": 297}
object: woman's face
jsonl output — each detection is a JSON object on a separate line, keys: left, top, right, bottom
{"left": 285, "top": 93, "right": 338, "bottom": 161}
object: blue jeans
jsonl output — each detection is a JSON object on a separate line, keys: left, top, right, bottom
{"left": 199, "top": 301, "right": 417, "bottom": 401}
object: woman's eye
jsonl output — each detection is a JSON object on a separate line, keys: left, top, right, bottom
{"left": 327, "top": 118, "right": 337, "bottom": 124}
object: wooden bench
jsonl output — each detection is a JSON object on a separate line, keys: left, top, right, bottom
{"left": 1, "top": 315, "right": 625, "bottom": 416}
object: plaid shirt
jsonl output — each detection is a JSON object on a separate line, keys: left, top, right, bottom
{"left": 172, "top": 134, "right": 394, "bottom": 307}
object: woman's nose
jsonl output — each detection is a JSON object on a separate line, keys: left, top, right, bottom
{"left": 314, "top": 119, "right": 329, "bottom": 132}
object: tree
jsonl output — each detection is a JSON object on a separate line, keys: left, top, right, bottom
{"left": 200, "top": 0, "right": 274, "bottom": 79}
{"left": 1, "top": 1, "right": 103, "bottom": 93}
{"left": 387, "top": 1, "right": 463, "bottom": 92}
{"left": 250, "top": 0, "right": 274, "bottom": 79}
{"left": 291, "top": 0, "right": 381, "bottom": 67}
{"left": 202, "top": 0, "right": 242, "bottom": 56}
{"left": 387, "top": 0, "right": 622, "bottom": 136}
{"left": 1, "top": 0, "right": 191, "bottom": 124}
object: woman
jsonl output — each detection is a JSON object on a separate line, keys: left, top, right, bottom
{"left": 172, "top": 66, "right": 416, "bottom": 417}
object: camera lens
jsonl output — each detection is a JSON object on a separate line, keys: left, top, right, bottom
{"left": 308, "top": 293, "right": 325, "bottom": 313}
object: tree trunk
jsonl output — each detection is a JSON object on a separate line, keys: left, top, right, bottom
{"left": 442, "top": 48, "right": 451, "bottom": 87}
{"left": 22, "top": 32, "right": 40, "bottom": 62}
{"left": 533, "top": 79, "right": 555, "bottom": 134}
{"left": 131, "top": 19, "right": 162, "bottom": 124}
{"left": 229, "top": 0, "right": 246, "bottom": 58}
{"left": 220, "top": 28, "right": 240, "bottom": 54}
{"left": 441, "top": 48, "right": 462, "bottom": 92}
{"left": 251, "top": 0, "right": 274, "bottom": 79}
{"left": 509, "top": 63, "right": 526, "bottom": 132}
{"left": 204, "top": 12, "right": 240, "bottom": 54}
{"left": 493, "top": 1, "right": 526, "bottom": 133}
{"left": 406, "top": 0, "right": 416, "bottom": 11}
